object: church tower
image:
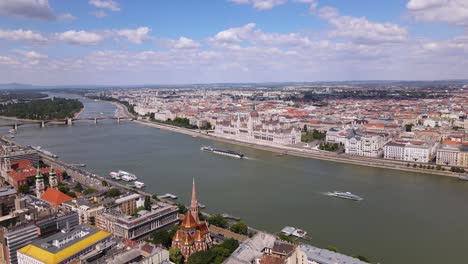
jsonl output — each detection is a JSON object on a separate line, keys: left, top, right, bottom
{"left": 49, "top": 165, "right": 58, "bottom": 189}
{"left": 35, "top": 167, "right": 45, "bottom": 198}
{"left": 190, "top": 178, "right": 199, "bottom": 223}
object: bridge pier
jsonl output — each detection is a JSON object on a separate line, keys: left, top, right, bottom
{"left": 66, "top": 118, "right": 73, "bottom": 126}
{"left": 40, "top": 121, "right": 45, "bottom": 128}
{"left": 13, "top": 123, "right": 18, "bottom": 131}
{"left": 117, "top": 117, "right": 120, "bottom": 124}
{"left": 94, "top": 117, "right": 98, "bottom": 124}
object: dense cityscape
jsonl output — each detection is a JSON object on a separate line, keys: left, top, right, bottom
{"left": 1, "top": 0, "right": 468, "bottom": 263}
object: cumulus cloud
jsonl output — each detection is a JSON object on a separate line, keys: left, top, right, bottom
{"left": 16, "top": 50, "right": 48, "bottom": 59}
{"left": 319, "top": 6, "right": 408, "bottom": 44}
{"left": 116, "top": 27, "right": 151, "bottom": 44}
{"left": 89, "top": 0, "right": 120, "bottom": 12}
{"left": 173, "top": 37, "right": 201, "bottom": 49}
{"left": 229, "top": 0, "right": 315, "bottom": 10}
{"left": 0, "top": 0, "right": 56, "bottom": 20}
{"left": 0, "top": 56, "right": 19, "bottom": 65}
{"left": 406, "top": 0, "right": 468, "bottom": 25}
{"left": 56, "top": 30, "right": 104, "bottom": 45}
{"left": 210, "top": 23, "right": 313, "bottom": 49}
{"left": 0, "top": 29, "right": 47, "bottom": 42}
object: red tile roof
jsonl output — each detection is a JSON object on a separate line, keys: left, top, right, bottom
{"left": 41, "top": 188, "right": 73, "bottom": 206}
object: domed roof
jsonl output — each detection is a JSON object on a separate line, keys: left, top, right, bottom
{"left": 173, "top": 229, "right": 184, "bottom": 242}
{"left": 181, "top": 212, "right": 197, "bottom": 229}
{"left": 194, "top": 230, "right": 205, "bottom": 242}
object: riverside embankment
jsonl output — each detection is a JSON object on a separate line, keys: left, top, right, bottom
{"left": 134, "top": 119, "right": 466, "bottom": 178}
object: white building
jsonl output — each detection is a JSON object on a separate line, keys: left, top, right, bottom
{"left": 215, "top": 109, "right": 301, "bottom": 146}
{"left": 436, "top": 142, "right": 466, "bottom": 166}
{"left": 345, "top": 132, "right": 388, "bottom": 158}
{"left": 384, "top": 140, "right": 438, "bottom": 163}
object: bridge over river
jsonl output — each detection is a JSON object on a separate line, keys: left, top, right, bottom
{"left": 0, "top": 116, "right": 134, "bottom": 130}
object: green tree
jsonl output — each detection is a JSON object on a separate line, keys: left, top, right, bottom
{"left": 353, "top": 255, "right": 370, "bottom": 263}
{"left": 106, "top": 188, "right": 121, "bottom": 197}
{"left": 169, "top": 248, "right": 184, "bottom": 264}
{"left": 67, "top": 191, "right": 76, "bottom": 198}
{"left": 207, "top": 214, "right": 228, "bottom": 228}
{"left": 168, "top": 225, "right": 180, "bottom": 239}
{"left": 187, "top": 250, "right": 216, "bottom": 264}
{"left": 73, "top": 182, "right": 83, "bottom": 192}
{"left": 18, "top": 184, "right": 29, "bottom": 194}
{"left": 230, "top": 221, "right": 248, "bottom": 235}
{"left": 144, "top": 195, "right": 152, "bottom": 211}
{"left": 152, "top": 194, "right": 160, "bottom": 201}
{"left": 405, "top": 123, "right": 414, "bottom": 132}
{"left": 101, "top": 180, "right": 108, "bottom": 187}
{"left": 177, "top": 203, "right": 188, "bottom": 214}
{"left": 325, "top": 245, "right": 338, "bottom": 252}
{"left": 219, "top": 238, "right": 239, "bottom": 253}
{"left": 82, "top": 188, "right": 96, "bottom": 195}
{"left": 278, "top": 234, "right": 293, "bottom": 243}
{"left": 151, "top": 230, "right": 171, "bottom": 248}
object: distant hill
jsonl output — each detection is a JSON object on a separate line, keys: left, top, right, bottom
{"left": 0, "top": 83, "right": 36, "bottom": 90}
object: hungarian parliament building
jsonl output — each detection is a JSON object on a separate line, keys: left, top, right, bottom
{"left": 214, "top": 109, "right": 301, "bottom": 146}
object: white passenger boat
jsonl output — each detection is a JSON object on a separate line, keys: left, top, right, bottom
{"left": 326, "top": 191, "right": 363, "bottom": 201}
{"left": 109, "top": 171, "right": 120, "bottom": 180}
{"left": 134, "top": 181, "right": 145, "bottom": 189}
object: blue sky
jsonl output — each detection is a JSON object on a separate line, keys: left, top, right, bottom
{"left": 0, "top": 0, "right": 467, "bottom": 85}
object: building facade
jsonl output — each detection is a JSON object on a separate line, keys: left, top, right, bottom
{"left": 215, "top": 109, "right": 301, "bottom": 146}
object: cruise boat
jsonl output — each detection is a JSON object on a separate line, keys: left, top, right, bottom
{"left": 8, "top": 129, "right": 16, "bottom": 134}
{"left": 458, "top": 175, "right": 468, "bottom": 181}
{"left": 134, "top": 181, "right": 145, "bottom": 189}
{"left": 327, "top": 191, "right": 363, "bottom": 201}
{"left": 201, "top": 146, "right": 245, "bottom": 159}
{"left": 31, "top": 146, "right": 58, "bottom": 158}
{"left": 118, "top": 170, "right": 137, "bottom": 181}
{"left": 109, "top": 171, "right": 120, "bottom": 180}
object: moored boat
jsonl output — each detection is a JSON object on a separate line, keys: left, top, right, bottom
{"left": 458, "top": 175, "right": 468, "bottom": 181}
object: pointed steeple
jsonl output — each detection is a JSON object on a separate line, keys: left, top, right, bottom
{"left": 49, "top": 165, "right": 55, "bottom": 176}
{"left": 49, "top": 165, "right": 58, "bottom": 188}
{"left": 190, "top": 178, "right": 199, "bottom": 223}
{"left": 35, "top": 166, "right": 43, "bottom": 179}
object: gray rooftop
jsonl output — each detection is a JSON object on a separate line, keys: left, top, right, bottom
{"left": 299, "top": 244, "right": 368, "bottom": 264}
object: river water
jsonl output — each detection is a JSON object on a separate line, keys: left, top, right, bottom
{"left": 2, "top": 94, "right": 467, "bottom": 264}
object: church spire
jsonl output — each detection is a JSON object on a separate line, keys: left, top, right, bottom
{"left": 190, "top": 178, "right": 199, "bottom": 223}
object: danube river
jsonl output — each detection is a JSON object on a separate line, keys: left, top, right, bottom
{"left": 2, "top": 94, "right": 468, "bottom": 263}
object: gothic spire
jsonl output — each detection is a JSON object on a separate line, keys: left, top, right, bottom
{"left": 190, "top": 178, "right": 199, "bottom": 223}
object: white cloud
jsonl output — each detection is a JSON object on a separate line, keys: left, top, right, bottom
{"left": 89, "top": 0, "right": 120, "bottom": 12}
{"left": 56, "top": 30, "right": 104, "bottom": 45}
{"left": 319, "top": 6, "right": 408, "bottom": 44}
{"left": 0, "top": 0, "right": 56, "bottom": 20}
{"left": 16, "top": 50, "right": 48, "bottom": 59}
{"left": 211, "top": 23, "right": 257, "bottom": 45}
{"left": 210, "top": 23, "right": 313, "bottom": 48}
{"left": 173, "top": 37, "right": 201, "bottom": 49}
{"left": 407, "top": 0, "right": 468, "bottom": 25}
{"left": 229, "top": 0, "right": 315, "bottom": 10}
{"left": 0, "top": 29, "right": 47, "bottom": 42}
{"left": 0, "top": 56, "right": 19, "bottom": 65}
{"left": 116, "top": 27, "right": 151, "bottom": 44}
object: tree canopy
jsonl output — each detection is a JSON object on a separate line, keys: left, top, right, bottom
{"left": 0, "top": 97, "right": 83, "bottom": 120}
